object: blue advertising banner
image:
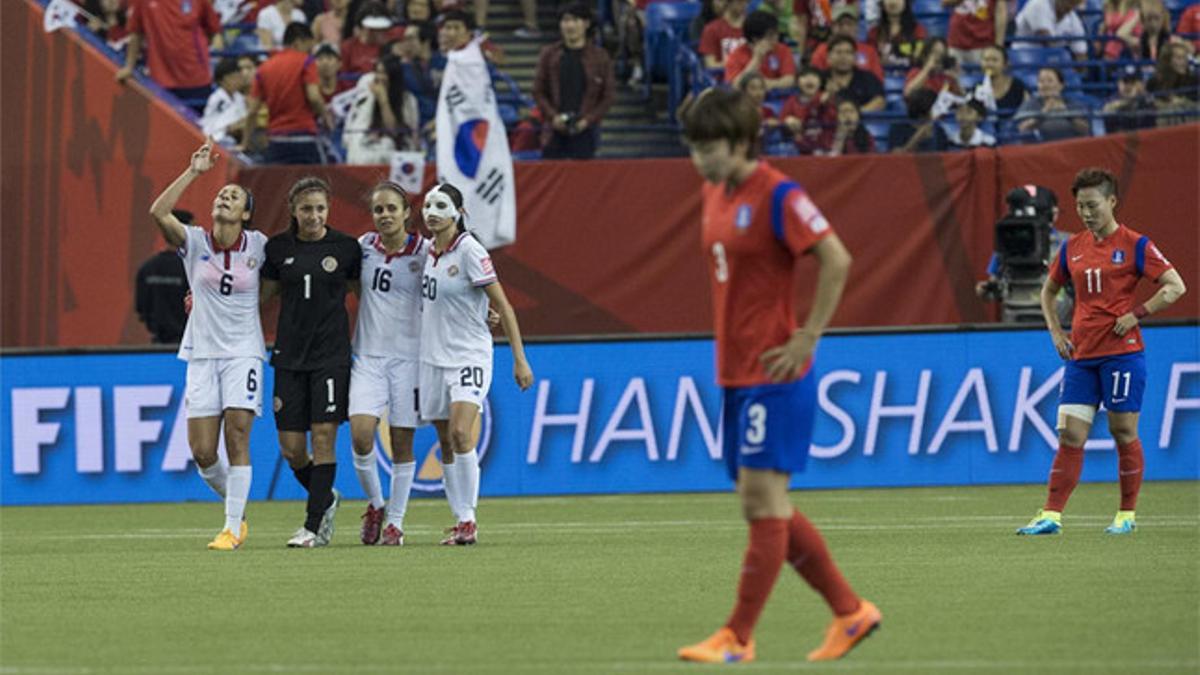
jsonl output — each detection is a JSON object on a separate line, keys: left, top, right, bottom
{"left": 2, "top": 326, "right": 1197, "bottom": 505}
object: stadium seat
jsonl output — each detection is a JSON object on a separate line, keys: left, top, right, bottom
{"left": 1009, "top": 47, "right": 1073, "bottom": 68}
{"left": 644, "top": 2, "right": 702, "bottom": 109}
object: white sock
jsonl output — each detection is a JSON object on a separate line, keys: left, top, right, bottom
{"left": 352, "top": 452, "right": 386, "bottom": 509}
{"left": 386, "top": 462, "right": 416, "bottom": 529}
{"left": 223, "top": 466, "right": 252, "bottom": 534}
{"left": 198, "top": 461, "right": 228, "bottom": 498}
{"left": 455, "top": 451, "right": 479, "bottom": 523}
{"left": 441, "top": 460, "right": 462, "bottom": 521}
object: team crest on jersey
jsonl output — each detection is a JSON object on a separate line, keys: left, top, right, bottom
{"left": 409, "top": 261, "right": 421, "bottom": 273}
{"left": 247, "top": 259, "right": 257, "bottom": 269}
{"left": 1112, "top": 250, "right": 1126, "bottom": 264}
{"left": 735, "top": 204, "right": 752, "bottom": 230}
{"left": 447, "top": 265, "right": 460, "bottom": 278}
{"left": 321, "top": 256, "right": 338, "bottom": 272}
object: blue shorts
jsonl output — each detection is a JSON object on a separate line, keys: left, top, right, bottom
{"left": 1060, "top": 351, "right": 1146, "bottom": 413}
{"left": 722, "top": 372, "right": 817, "bottom": 481}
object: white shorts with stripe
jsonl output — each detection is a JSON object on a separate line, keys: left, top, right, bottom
{"left": 184, "top": 357, "right": 264, "bottom": 418}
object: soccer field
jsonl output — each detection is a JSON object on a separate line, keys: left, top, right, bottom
{"left": 1, "top": 482, "right": 1197, "bottom": 674}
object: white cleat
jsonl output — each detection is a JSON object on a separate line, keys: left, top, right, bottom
{"left": 286, "top": 527, "right": 324, "bottom": 548}
{"left": 317, "top": 488, "right": 341, "bottom": 545}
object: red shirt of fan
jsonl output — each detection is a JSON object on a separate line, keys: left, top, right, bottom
{"left": 126, "top": 0, "right": 221, "bottom": 89}
{"left": 948, "top": 0, "right": 999, "bottom": 50}
{"left": 699, "top": 18, "right": 746, "bottom": 63}
{"left": 252, "top": 49, "right": 320, "bottom": 135}
{"left": 1049, "top": 224, "right": 1174, "bottom": 361}
{"left": 724, "top": 42, "right": 798, "bottom": 82}
{"left": 701, "top": 163, "right": 832, "bottom": 387}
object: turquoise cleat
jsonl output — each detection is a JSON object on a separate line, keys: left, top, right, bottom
{"left": 1016, "top": 509, "right": 1062, "bottom": 535}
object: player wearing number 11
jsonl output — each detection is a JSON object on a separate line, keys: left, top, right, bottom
{"left": 677, "top": 88, "right": 880, "bottom": 665}
{"left": 149, "top": 138, "right": 265, "bottom": 551}
{"left": 1017, "top": 168, "right": 1186, "bottom": 536}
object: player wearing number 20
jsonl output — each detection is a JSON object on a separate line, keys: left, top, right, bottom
{"left": 149, "top": 138, "right": 264, "bottom": 551}
{"left": 1018, "top": 168, "right": 1186, "bottom": 537}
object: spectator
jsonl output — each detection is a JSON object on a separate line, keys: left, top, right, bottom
{"left": 781, "top": 68, "right": 838, "bottom": 153}
{"left": 944, "top": 0, "right": 1006, "bottom": 66}
{"left": 826, "top": 98, "right": 877, "bottom": 155}
{"left": 725, "top": 11, "right": 797, "bottom": 91}
{"left": 135, "top": 209, "right": 191, "bottom": 344}
{"left": 117, "top": 0, "right": 224, "bottom": 108}
{"left": 258, "top": 0, "right": 308, "bottom": 50}
{"left": 83, "top": 0, "right": 130, "bottom": 49}
{"left": 1015, "top": 66, "right": 1090, "bottom": 140}
{"left": 387, "top": 24, "right": 438, "bottom": 123}
{"left": 823, "top": 35, "right": 886, "bottom": 111}
{"left": 246, "top": 23, "right": 333, "bottom": 164}
{"left": 793, "top": 0, "right": 835, "bottom": 57}
{"left": 868, "top": 0, "right": 928, "bottom": 68}
{"left": 617, "top": 0, "right": 647, "bottom": 84}
{"left": 1014, "top": 0, "right": 1087, "bottom": 60}
{"left": 1139, "top": 0, "right": 1172, "bottom": 60}
{"left": 1102, "top": 66, "right": 1157, "bottom": 132}
{"left": 972, "top": 45, "right": 1028, "bottom": 116}
{"left": 429, "top": 9, "right": 504, "bottom": 83}
{"left": 1100, "top": 0, "right": 1142, "bottom": 60}
{"left": 946, "top": 98, "right": 996, "bottom": 148}
{"left": 1177, "top": 3, "right": 1200, "bottom": 51}
{"left": 904, "top": 37, "right": 963, "bottom": 98}
{"left": 810, "top": 5, "right": 885, "bottom": 81}
{"left": 888, "top": 88, "right": 949, "bottom": 152}
{"left": 473, "top": 0, "right": 539, "bottom": 36}
{"left": 237, "top": 54, "right": 259, "bottom": 95}
{"left": 343, "top": 2, "right": 406, "bottom": 75}
{"left": 344, "top": 54, "right": 421, "bottom": 163}
{"left": 756, "top": 0, "right": 802, "bottom": 43}
{"left": 532, "top": 3, "right": 616, "bottom": 160}
{"left": 1147, "top": 42, "right": 1200, "bottom": 124}
{"left": 402, "top": 0, "right": 433, "bottom": 24}
{"left": 201, "top": 58, "right": 250, "bottom": 146}
{"left": 740, "top": 73, "right": 784, "bottom": 144}
{"left": 699, "top": 0, "right": 749, "bottom": 71}
{"left": 313, "top": 0, "right": 352, "bottom": 44}
{"left": 691, "top": 0, "right": 729, "bottom": 44}
{"left": 313, "top": 42, "right": 353, "bottom": 103}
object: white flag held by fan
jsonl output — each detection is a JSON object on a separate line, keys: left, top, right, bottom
{"left": 389, "top": 151, "right": 427, "bottom": 195}
{"left": 44, "top": 0, "right": 81, "bottom": 32}
{"left": 434, "top": 40, "right": 516, "bottom": 249}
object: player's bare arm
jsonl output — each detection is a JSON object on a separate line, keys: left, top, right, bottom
{"left": 259, "top": 278, "right": 281, "bottom": 305}
{"left": 760, "top": 233, "right": 852, "bottom": 382}
{"left": 149, "top": 138, "right": 219, "bottom": 248}
{"left": 1040, "top": 275, "right": 1074, "bottom": 359}
{"left": 1114, "top": 268, "right": 1187, "bottom": 336}
{"left": 348, "top": 279, "right": 362, "bottom": 298}
{"left": 483, "top": 282, "right": 533, "bottom": 390}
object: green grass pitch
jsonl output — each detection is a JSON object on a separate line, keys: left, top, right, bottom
{"left": 2, "top": 482, "right": 1197, "bottom": 674}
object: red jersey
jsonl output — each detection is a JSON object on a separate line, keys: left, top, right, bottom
{"left": 252, "top": 49, "right": 320, "bottom": 135}
{"left": 699, "top": 18, "right": 746, "bottom": 63}
{"left": 809, "top": 41, "right": 884, "bottom": 80}
{"left": 1178, "top": 5, "right": 1200, "bottom": 51}
{"left": 701, "top": 163, "right": 832, "bottom": 387}
{"left": 127, "top": 0, "right": 220, "bottom": 89}
{"left": 948, "top": 0, "right": 999, "bottom": 49}
{"left": 724, "top": 42, "right": 797, "bottom": 82}
{"left": 1049, "top": 224, "right": 1174, "bottom": 361}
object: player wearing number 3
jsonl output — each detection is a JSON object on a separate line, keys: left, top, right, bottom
{"left": 677, "top": 88, "right": 880, "bottom": 664}
{"left": 1018, "top": 168, "right": 1186, "bottom": 536}
{"left": 150, "top": 138, "right": 265, "bottom": 551}
{"left": 419, "top": 184, "right": 533, "bottom": 546}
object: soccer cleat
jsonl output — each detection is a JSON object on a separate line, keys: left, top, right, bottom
{"left": 1105, "top": 512, "right": 1137, "bottom": 534}
{"left": 440, "top": 521, "right": 477, "bottom": 545}
{"left": 238, "top": 520, "right": 248, "bottom": 545}
{"left": 361, "top": 504, "right": 384, "bottom": 545}
{"left": 317, "top": 488, "right": 341, "bottom": 545}
{"left": 677, "top": 627, "right": 756, "bottom": 663}
{"left": 1016, "top": 509, "right": 1062, "bottom": 535}
{"left": 380, "top": 524, "right": 405, "bottom": 546}
{"left": 806, "top": 599, "right": 882, "bottom": 662}
{"left": 207, "top": 529, "right": 241, "bottom": 551}
{"left": 286, "top": 527, "right": 324, "bottom": 548}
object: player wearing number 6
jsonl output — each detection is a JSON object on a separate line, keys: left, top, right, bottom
{"left": 261, "top": 177, "right": 363, "bottom": 548}
{"left": 1017, "top": 168, "right": 1187, "bottom": 536}
{"left": 677, "top": 88, "right": 880, "bottom": 665}
{"left": 418, "top": 184, "right": 533, "bottom": 546}
{"left": 149, "top": 138, "right": 265, "bottom": 551}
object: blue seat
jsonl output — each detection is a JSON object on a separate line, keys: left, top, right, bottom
{"left": 643, "top": 2, "right": 702, "bottom": 105}
{"left": 1009, "top": 46, "right": 1073, "bottom": 68}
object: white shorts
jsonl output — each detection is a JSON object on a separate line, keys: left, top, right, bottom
{"left": 185, "top": 357, "right": 263, "bottom": 418}
{"left": 349, "top": 355, "right": 421, "bottom": 428}
{"left": 419, "top": 360, "right": 492, "bottom": 421}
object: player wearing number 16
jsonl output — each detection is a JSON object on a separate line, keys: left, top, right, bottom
{"left": 1017, "top": 168, "right": 1187, "bottom": 537}
{"left": 149, "top": 138, "right": 265, "bottom": 551}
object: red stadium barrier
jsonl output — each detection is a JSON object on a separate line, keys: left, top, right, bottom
{"left": 2, "top": 0, "right": 1197, "bottom": 347}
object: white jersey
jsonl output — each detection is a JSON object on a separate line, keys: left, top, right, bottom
{"left": 177, "top": 226, "right": 267, "bottom": 361}
{"left": 353, "top": 232, "right": 427, "bottom": 359}
{"left": 419, "top": 232, "right": 497, "bottom": 367}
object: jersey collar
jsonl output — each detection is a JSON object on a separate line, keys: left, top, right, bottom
{"left": 373, "top": 232, "right": 422, "bottom": 261}
{"left": 430, "top": 232, "right": 468, "bottom": 264}
{"left": 209, "top": 230, "right": 246, "bottom": 253}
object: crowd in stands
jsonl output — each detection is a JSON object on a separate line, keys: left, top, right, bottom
{"left": 73, "top": 0, "right": 1200, "bottom": 161}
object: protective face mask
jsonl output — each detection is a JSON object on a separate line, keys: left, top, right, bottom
{"left": 423, "top": 187, "right": 459, "bottom": 222}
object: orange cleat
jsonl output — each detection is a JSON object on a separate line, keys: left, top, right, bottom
{"left": 806, "top": 599, "right": 882, "bottom": 661}
{"left": 677, "top": 627, "right": 756, "bottom": 664}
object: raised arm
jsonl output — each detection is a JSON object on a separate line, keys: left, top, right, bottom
{"left": 483, "top": 282, "right": 533, "bottom": 390}
{"left": 149, "top": 138, "right": 220, "bottom": 248}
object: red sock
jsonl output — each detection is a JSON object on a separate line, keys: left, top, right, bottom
{"left": 1045, "top": 443, "right": 1084, "bottom": 512}
{"left": 787, "top": 510, "right": 860, "bottom": 617}
{"left": 1117, "top": 439, "right": 1144, "bottom": 510}
{"left": 725, "top": 518, "right": 789, "bottom": 644}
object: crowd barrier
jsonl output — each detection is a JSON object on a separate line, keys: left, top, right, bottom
{"left": 3, "top": 325, "right": 1196, "bottom": 506}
